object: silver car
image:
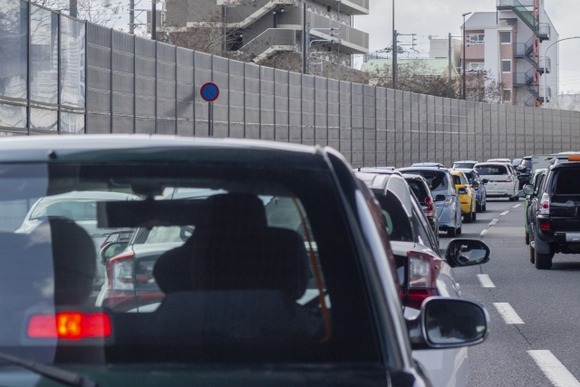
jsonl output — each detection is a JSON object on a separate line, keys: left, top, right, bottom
{"left": 398, "top": 167, "right": 463, "bottom": 237}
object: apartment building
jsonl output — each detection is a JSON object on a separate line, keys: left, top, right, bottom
{"left": 162, "top": 0, "right": 369, "bottom": 70}
{"left": 463, "top": 0, "right": 558, "bottom": 106}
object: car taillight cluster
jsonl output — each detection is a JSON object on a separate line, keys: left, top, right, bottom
{"left": 539, "top": 192, "right": 550, "bottom": 215}
{"left": 424, "top": 196, "right": 434, "bottom": 217}
{"left": 28, "top": 312, "right": 111, "bottom": 339}
{"left": 401, "top": 251, "right": 441, "bottom": 310}
{"left": 107, "top": 252, "right": 135, "bottom": 290}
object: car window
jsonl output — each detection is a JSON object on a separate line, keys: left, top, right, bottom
{"left": 410, "top": 199, "right": 438, "bottom": 251}
{"left": 475, "top": 165, "right": 507, "bottom": 175}
{"left": 375, "top": 193, "right": 414, "bottom": 242}
{"left": 0, "top": 160, "right": 384, "bottom": 367}
{"left": 405, "top": 170, "right": 447, "bottom": 192}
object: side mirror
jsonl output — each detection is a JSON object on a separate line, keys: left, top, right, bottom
{"left": 522, "top": 184, "right": 535, "bottom": 196}
{"left": 481, "top": 179, "right": 489, "bottom": 184}
{"left": 407, "top": 297, "right": 489, "bottom": 350}
{"left": 100, "top": 241, "right": 129, "bottom": 263}
{"left": 444, "top": 238, "right": 490, "bottom": 267}
{"left": 471, "top": 181, "right": 479, "bottom": 188}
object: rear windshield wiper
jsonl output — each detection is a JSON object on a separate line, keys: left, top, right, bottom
{"left": 0, "top": 351, "right": 97, "bottom": 387}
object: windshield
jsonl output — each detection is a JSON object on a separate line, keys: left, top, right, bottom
{"left": 0, "top": 161, "right": 380, "bottom": 369}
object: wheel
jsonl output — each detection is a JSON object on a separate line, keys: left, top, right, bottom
{"left": 476, "top": 203, "right": 481, "bottom": 212}
{"left": 525, "top": 231, "right": 529, "bottom": 245}
{"left": 456, "top": 226, "right": 462, "bottom": 235}
{"left": 482, "top": 202, "right": 486, "bottom": 212}
{"left": 535, "top": 250, "right": 553, "bottom": 270}
{"left": 447, "top": 227, "right": 457, "bottom": 237}
{"left": 471, "top": 210, "right": 476, "bottom": 222}
{"left": 463, "top": 213, "right": 471, "bottom": 223}
{"left": 529, "top": 244, "right": 535, "bottom": 263}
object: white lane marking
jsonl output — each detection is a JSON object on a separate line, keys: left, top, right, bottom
{"left": 480, "top": 229, "right": 487, "bottom": 236}
{"left": 528, "top": 350, "right": 580, "bottom": 387}
{"left": 493, "top": 302, "right": 524, "bottom": 324}
{"left": 477, "top": 274, "right": 495, "bottom": 288}
{"left": 489, "top": 218, "right": 499, "bottom": 226}
{"left": 513, "top": 204, "right": 521, "bottom": 208}
{"left": 500, "top": 211, "right": 509, "bottom": 216}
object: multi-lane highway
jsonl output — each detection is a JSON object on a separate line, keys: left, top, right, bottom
{"left": 441, "top": 198, "right": 580, "bottom": 387}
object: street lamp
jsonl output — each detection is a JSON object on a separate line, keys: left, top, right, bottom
{"left": 462, "top": 12, "right": 472, "bottom": 100}
{"left": 542, "top": 36, "right": 580, "bottom": 106}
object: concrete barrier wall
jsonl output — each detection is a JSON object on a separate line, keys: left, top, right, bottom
{"left": 2, "top": 1, "right": 580, "bottom": 168}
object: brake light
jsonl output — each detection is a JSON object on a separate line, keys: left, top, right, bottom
{"left": 402, "top": 251, "right": 441, "bottom": 309}
{"left": 539, "top": 192, "right": 550, "bottom": 215}
{"left": 28, "top": 312, "right": 111, "bottom": 339}
{"left": 424, "top": 196, "right": 434, "bottom": 217}
{"left": 108, "top": 252, "right": 134, "bottom": 290}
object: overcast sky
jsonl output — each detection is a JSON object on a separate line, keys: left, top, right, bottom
{"left": 354, "top": 0, "right": 580, "bottom": 93}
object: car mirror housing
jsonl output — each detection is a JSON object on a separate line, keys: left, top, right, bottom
{"left": 100, "top": 241, "right": 129, "bottom": 263}
{"left": 522, "top": 184, "right": 535, "bottom": 196}
{"left": 444, "top": 239, "right": 490, "bottom": 267}
{"left": 407, "top": 297, "right": 489, "bottom": 350}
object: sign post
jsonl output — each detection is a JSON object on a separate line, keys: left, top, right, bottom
{"left": 199, "top": 82, "right": 220, "bottom": 136}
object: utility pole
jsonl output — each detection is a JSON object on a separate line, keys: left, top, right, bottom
{"left": 448, "top": 32, "right": 452, "bottom": 97}
{"left": 129, "top": 0, "right": 135, "bottom": 34}
{"left": 462, "top": 12, "right": 472, "bottom": 100}
{"left": 151, "top": 0, "right": 156, "bottom": 40}
{"left": 392, "top": 0, "right": 397, "bottom": 89}
{"left": 69, "top": 0, "right": 77, "bottom": 18}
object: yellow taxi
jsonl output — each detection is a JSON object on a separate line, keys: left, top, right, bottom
{"left": 450, "top": 169, "right": 477, "bottom": 222}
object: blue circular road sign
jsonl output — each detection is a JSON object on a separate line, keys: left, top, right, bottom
{"left": 200, "top": 82, "right": 220, "bottom": 102}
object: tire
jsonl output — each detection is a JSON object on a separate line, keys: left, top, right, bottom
{"left": 471, "top": 210, "right": 477, "bottom": 222}
{"left": 525, "top": 231, "right": 529, "bottom": 245}
{"left": 535, "top": 250, "right": 553, "bottom": 270}
{"left": 482, "top": 202, "right": 486, "bottom": 212}
{"left": 447, "top": 227, "right": 457, "bottom": 237}
{"left": 529, "top": 244, "right": 535, "bottom": 263}
{"left": 456, "top": 226, "right": 462, "bottom": 235}
{"left": 476, "top": 203, "right": 481, "bottom": 212}
{"left": 463, "top": 213, "right": 471, "bottom": 223}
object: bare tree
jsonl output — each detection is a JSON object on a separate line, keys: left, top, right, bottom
{"left": 366, "top": 60, "right": 460, "bottom": 98}
{"left": 465, "top": 70, "right": 504, "bottom": 103}
{"left": 157, "top": 9, "right": 229, "bottom": 55}
{"left": 31, "top": 0, "right": 125, "bottom": 29}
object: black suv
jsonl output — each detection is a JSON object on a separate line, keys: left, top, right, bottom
{"left": 527, "top": 155, "right": 580, "bottom": 269}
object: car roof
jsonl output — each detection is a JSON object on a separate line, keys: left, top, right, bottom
{"left": 0, "top": 135, "right": 324, "bottom": 163}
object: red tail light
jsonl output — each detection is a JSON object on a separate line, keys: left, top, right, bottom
{"left": 28, "top": 312, "right": 112, "bottom": 339}
{"left": 401, "top": 251, "right": 441, "bottom": 309}
{"left": 539, "top": 192, "right": 550, "bottom": 215}
{"left": 424, "top": 196, "right": 434, "bottom": 218}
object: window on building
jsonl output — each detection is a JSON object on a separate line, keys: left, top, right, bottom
{"left": 468, "top": 33, "right": 484, "bottom": 44}
{"left": 501, "top": 60, "right": 511, "bottom": 72}
{"left": 500, "top": 31, "right": 511, "bottom": 44}
{"left": 502, "top": 89, "right": 512, "bottom": 102}
{"left": 469, "top": 62, "right": 485, "bottom": 71}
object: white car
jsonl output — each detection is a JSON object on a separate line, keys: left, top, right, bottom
{"left": 356, "top": 170, "right": 490, "bottom": 387}
{"left": 474, "top": 162, "right": 519, "bottom": 201}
